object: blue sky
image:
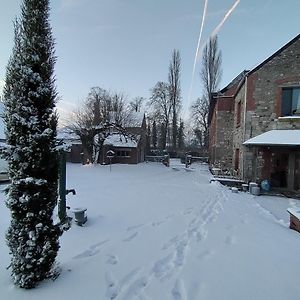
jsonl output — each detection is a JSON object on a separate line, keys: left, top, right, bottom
{"left": 0, "top": 0, "right": 299, "bottom": 123}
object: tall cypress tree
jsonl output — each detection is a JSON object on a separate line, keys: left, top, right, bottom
{"left": 152, "top": 120, "right": 157, "bottom": 149}
{"left": 3, "top": 0, "right": 61, "bottom": 288}
{"left": 177, "top": 120, "right": 185, "bottom": 150}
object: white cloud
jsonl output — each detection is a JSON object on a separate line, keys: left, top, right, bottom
{"left": 56, "top": 100, "right": 79, "bottom": 127}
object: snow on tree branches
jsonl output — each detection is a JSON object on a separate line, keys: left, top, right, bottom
{"left": 2, "top": 0, "right": 61, "bottom": 288}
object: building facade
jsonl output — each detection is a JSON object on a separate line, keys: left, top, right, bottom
{"left": 100, "top": 112, "right": 147, "bottom": 165}
{"left": 209, "top": 34, "right": 300, "bottom": 192}
{"left": 209, "top": 71, "right": 247, "bottom": 172}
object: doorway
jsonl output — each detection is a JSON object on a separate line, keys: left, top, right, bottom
{"left": 270, "top": 152, "right": 288, "bottom": 188}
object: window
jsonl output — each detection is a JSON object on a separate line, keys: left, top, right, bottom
{"left": 236, "top": 101, "right": 241, "bottom": 126}
{"left": 116, "top": 150, "right": 131, "bottom": 157}
{"left": 281, "top": 87, "right": 300, "bottom": 116}
{"left": 234, "top": 148, "right": 240, "bottom": 171}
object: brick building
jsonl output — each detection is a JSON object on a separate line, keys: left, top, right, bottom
{"left": 209, "top": 34, "right": 300, "bottom": 192}
{"left": 59, "top": 112, "right": 147, "bottom": 165}
{"left": 100, "top": 112, "right": 147, "bottom": 165}
{"left": 209, "top": 71, "right": 248, "bottom": 171}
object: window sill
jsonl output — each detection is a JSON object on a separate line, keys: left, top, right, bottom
{"left": 278, "top": 116, "right": 300, "bottom": 122}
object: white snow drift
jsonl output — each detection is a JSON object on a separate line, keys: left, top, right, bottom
{"left": 0, "top": 161, "right": 300, "bottom": 299}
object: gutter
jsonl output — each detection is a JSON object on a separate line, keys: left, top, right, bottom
{"left": 242, "top": 75, "right": 248, "bottom": 179}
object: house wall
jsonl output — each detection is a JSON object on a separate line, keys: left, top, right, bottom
{"left": 66, "top": 144, "right": 83, "bottom": 163}
{"left": 101, "top": 145, "right": 140, "bottom": 165}
{"left": 209, "top": 106, "right": 217, "bottom": 163}
{"left": 235, "top": 36, "right": 300, "bottom": 182}
{"left": 209, "top": 82, "right": 240, "bottom": 170}
{"left": 126, "top": 115, "right": 146, "bottom": 162}
{"left": 213, "top": 98, "right": 234, "bottom": 170}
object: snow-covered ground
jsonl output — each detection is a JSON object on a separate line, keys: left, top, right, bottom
{"left": 1, "top": 160, "right": 300, "bottom": 299}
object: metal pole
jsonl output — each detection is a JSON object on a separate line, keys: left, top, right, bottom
{"left": 58, "top": 151, "right": 67, "bottom": 221}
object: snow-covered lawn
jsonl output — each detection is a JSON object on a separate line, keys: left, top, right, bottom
{"left": 1, "top": 160, "right": 300, "bottom": 299}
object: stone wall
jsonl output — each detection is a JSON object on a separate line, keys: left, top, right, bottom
{"left": 214, "top": 109, "right": 234, "bottom": 170}
{"left": 232, "top": 84, "right": 246, "bottom": 177}
{"left": 238, "top": 36, "right": 300, "bottom": 182}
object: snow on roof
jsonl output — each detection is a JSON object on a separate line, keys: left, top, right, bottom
{"left": 243, "top": 130, "right": 300, "bottom": 146}
{"left": 287, "top": 207, "right": 300, "bottom": 219}
{"left": 103, "top": 133, "right": 139, "bottom": 148}
{"left": 125, "top": 112, "right": 145, "bottom": 127}
{"left": 278, "top": 116, "right": 300, "bottom": 120}
{"left": 57, "top": 127, "right": 80, "bottom": 141}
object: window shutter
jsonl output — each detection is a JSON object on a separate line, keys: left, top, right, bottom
{"left": 281, "top": 89, "right": 292, "bottom": 116}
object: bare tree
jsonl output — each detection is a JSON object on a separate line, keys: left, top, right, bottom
{"left": 68, "top": 87, "right": 133, "bottom": 162}
{"left": 149, "top": 81, "right": 172, "bottom": 149}
{"left": 109, "top": 92, "right": 130, "bottom": 125}
{"left": 85, "top": 87, "right": 110, "bottom": 125}
{"left": 129, "top": 96, "right": 145, "bottom": 112}
{"left": 168, "top": 49, "right": 181, "bottom": 150}
{"left": 201, "top": 36, "right": 222, "bottom": 101}
{"left": 190, "top": 96, "right": 209, "bottom": 147}
{"left": 191, "top": 35, "right": 222, "bottom": 148}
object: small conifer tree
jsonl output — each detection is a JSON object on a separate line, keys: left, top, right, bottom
{"left": 3, "top": 0, "right": 61, "bottom": 288}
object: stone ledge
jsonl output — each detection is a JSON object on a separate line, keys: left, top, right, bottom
{"left": 277, "top": 116, "right": 300, "bottom": 122}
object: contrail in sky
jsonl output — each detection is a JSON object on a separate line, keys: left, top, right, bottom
{"left": 196, "top": 0, "right": 241, "bottom": 63}
{"left": 192, "top": 0, "right": 208, "bottom": 80}
{"left": 186, "top": 0, "right": 208, "bottom": 114}
{"left": 186, "top": 0, "right": 240, "bottom": 113}
{"left": 210, "top": 0, "right": 240, "bottom": 40}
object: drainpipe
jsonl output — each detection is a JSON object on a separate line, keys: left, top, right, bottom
{"left": 242, "top": 75, "right": 248, "bottom": 180}
{"left": 58, "top": 150, "right": 67, "bottom": 222}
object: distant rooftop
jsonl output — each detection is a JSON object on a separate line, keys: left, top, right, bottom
{"left": 103, "top": 133, "right": 139, "bottom": 148}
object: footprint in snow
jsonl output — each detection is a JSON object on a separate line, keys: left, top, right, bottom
{"left": 162, "top": 235, "right": 180, "bottom": 250}
{"left": 152, "top": 220, "right": 166, "bottom": 227}
{"left": 72, "top": 239, "right": 110, "bottom": 259}
{"left": 153, "top": 253, "right": 175, "bottom": 280}
{"left": 183, "top": 207, "right": 194, "bottom": 215}
{"left": 119, "top": 267, "right": 141, "bottom": 291}
{"left": 105, "top": 271, "right": 119, "bottom": 300}
{"left": 172, "top": 279, "right": 187, "bottom": 300}
{"left": 166, "top": 213, "right": 175, "bottom": 220}
{"left": 120, "top": 276, "right": 149, "bottom": 300}
{"left": 198, "top": 249, "right": 214, "bottom": 261}
{"left": 195, "top": 228, "right": 208, "bottom": 242}
{"left": 225, "top": 235, "right": 237, "bottom": 245}
{"left": 106, "top": 254, "right": 119, "bottom": 265}
{"left": 123, "top": 232, "right": 138, "bottom": 242}
{"left": 154, "top": 238, "right": 189, "bottom": 280}
{"left": 127, "top": 224, "right": 144, "bottom": 231}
